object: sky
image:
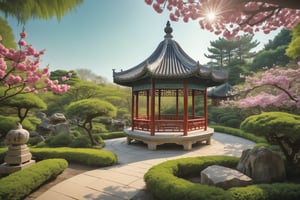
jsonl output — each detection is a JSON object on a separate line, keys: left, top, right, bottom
{"left": 5, "top": 1, "right": 279, "bottom": 83}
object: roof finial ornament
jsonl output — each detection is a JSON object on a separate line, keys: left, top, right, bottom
{"left": 164, "top": 21, "right": 173, "bottom": 39}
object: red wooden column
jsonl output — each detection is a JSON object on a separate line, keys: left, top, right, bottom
{"left": 158, "top": 89, "right": 161, "bottom": 120}
{"left": 135, "top": 91, "right": 139, "bottom": 119}
{"left": 176, "top": 89, "right": 179, "bottom": 119}
{"left": 131, "top": 91, "right": 135, "bottom": 131}
{"left": 204, "top": 88, "right": 208, "bottom": 130}
{"left": 192, "top": 90, "right": 195, "bottom": 118}
{"left": 146, "top": 90, "right": 149, "bottom": 119}
{"left": 150, "top": 79, "right": 156, "bottom": 136}
{"left": 183, "top": 81, "right": 188, "bottom": 136}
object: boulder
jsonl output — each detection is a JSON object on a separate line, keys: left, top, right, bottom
{"left": 49, "top": 113, "right": 67, "bottom": 124}
{"left": 48, "top": 122, "right": 70, "bottom": 135}
{"left": 201, "top": 165, "right": 252, "bottom": 189}
{"left": 237, "top": 147, "right": 286, "bottom": 183}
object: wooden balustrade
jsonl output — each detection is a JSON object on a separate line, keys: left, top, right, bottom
{"left": 133, "top": 115, "right": 205, "bottom": 132}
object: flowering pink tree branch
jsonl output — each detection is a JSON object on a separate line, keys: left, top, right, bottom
{"left": 226, "top": 67, "right": 300, "bottom": 109}
{"left": 0, "top": 31, "right": 71, "bottom": 102}
{"left": 145, "top": 0, "right": 300, "bottom": 39}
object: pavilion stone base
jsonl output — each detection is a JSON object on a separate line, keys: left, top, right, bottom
{"left": 125, "top": 127, "right": 213, "bottom": 150}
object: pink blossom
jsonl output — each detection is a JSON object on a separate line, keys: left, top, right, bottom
{"left": 0, "top": 31, "right": 71, "bottom": 101}
{"left": 146, "top": 0, "right": 300, "bottom": 37}
{"left": 20, "top": 32, "right": 27, "bottom": 38}
{"left": 62, "top": 76, "right": 68, "bottom": 81}
{"left": 18, "top": 40, "right": 26, "bottom": 46}
{"left": 0, "top": 70, "right": 5, "bottom": 78}
{"left": 24, "top": 87, "right": 31, "bottom": 92}
{"left": 42, "top": 68, "right": 49, "bottom": 75}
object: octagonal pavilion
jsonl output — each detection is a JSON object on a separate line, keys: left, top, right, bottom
{"left": 113, "top": 22, "right": 228, "bottom": 150}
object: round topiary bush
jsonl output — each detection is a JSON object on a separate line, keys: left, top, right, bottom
{"left": 144, "top": 155, "right": 300, "bottom": 200}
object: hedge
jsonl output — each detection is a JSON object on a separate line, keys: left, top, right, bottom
{"left": 144, "top": 156, "right": 300, "bottom": 200}
{"left": 210, "top": 125, "right": 267, "bottom": 143}
{"left": 0, "top": 159, "right": 67, "bottom": 200}
{"left": 30, "top": 147, "right": 117, "bottom": 167}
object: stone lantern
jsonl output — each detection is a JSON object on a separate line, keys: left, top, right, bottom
{"left": 0, "top": 123, "right": 35, "bottom": 175}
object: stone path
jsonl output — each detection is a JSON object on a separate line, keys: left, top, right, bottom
{"left": 36, "top": 132, "right": 255, "bottom": 200}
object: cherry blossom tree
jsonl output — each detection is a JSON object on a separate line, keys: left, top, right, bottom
{"left": 0, "top": 31, "right": 72, "bottom": 103}
{"left": 145, "top": 0, "right": 300, "bottom": 39}
{"left": 225, "top": 67, "right": 300, "bottom": 110}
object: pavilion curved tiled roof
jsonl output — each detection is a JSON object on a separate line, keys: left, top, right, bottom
{"left": 113, "top": 21, "right": 228, "bottom": 86}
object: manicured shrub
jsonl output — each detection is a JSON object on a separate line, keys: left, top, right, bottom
{"left": 145, "top": 156, "right": 238, "bottom": 200}
{"left": 145, "top": 156, "right": 300, "bottom": 200}
{"left": 97, "top": 131, "right": 126, "bottom": 140}
{"left": 45, "top": 133, "right": 73, "bottom": 147}
{"left": 70, "top": 135, "right": 91, "bottom": 148}
{"left": 30, "top": 147, "right": 117, "bottom": 167}
{"left": 241, "top": 112, "right": 300, "bottom": 164}
{"left": 0, "top": 159, "right": 67, "bottom": 200}
{"left": 210, "top": 125, "right": 267, "bottom": 143}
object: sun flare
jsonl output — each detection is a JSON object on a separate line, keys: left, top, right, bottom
{"left": 206, "top": 12, "right": 216, "bottom": 21}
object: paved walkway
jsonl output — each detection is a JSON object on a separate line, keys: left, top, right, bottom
{"left": 36, "top": 132, "right": 255, "bottom": 200}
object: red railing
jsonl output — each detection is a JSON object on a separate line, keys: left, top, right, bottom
{"left": 133, "top": 114, "right": 205, "bottom": 132}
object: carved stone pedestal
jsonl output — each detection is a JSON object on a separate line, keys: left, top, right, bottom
{"left": 0, "top": 144, "right": 35, "bottom": 175}
{"left": 0, "top": 124, "right": 36, "bottom": 175}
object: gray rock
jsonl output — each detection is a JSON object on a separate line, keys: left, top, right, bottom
{"left": 48, "top": 122, "right": 70, "bottom": 135}
{"left": 49, "top": 113, "right": 66, "bottom": 124}
{"left": 237, "top": 147, "right": 286, "bottom": 183}
{"left": 201, "top": 165, "right": 252, "bottom": 189}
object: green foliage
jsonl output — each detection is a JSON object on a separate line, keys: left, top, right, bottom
{"left": 227, "top": 183, "right": 300, "bottom": 200}
{"left": 0, "top": 116, "right": 35, "bottom": 138}
{"left": 210, "top": 125, "right": 267, "bottom": 143}
{"left": 1, "top": 93, "right": 47, "bottom": 110}
{"left": 241, "top": 112, "right": 300, "bottom": 163}
{"left": 30, "top": 147, "right": 117, "bottom": 167}
{"left": 0, "top": 0, "right": 83, "bottom": 24}
{"left": 70, "top": 135, "right": 91, "bottom": 148}
{"left": 0, "top": 147, "right": 7, "bottom": 163}
{"left": 250, "top": 45, "right": 290, "bottom": 71}
{"left": 227, "top": 64, "right": 248, "bottom": 85}
{"left": 66, "top": 98, "right": 117, "bottom": 119}
{"left": 43, "top": 133, "right": 104, "bottom": 148}
{"left": 0, "top": 159, "right": 67, "bottom": 200}
{"left": 145, "top": 155, "right": 300, "bottom": 200}
{"left": 0, "top": 17, "right": 16, "bottom": 49}
{"left": 286, "top": 22, "right": 300, "bottom": 59}
{"left": 241, "top": 112, "right": 300, "bottom": 139}
{"left": 1, "top": 93, "right": 47, "bottom": 123}
{"left": 264, "top": 29, "right": 292, "bottom": 50}
{"left": 99, "top": 131, "right": 126, "bottom": 140}
{"left": 91, "top": 122, "right": 108, "bottom": 133}
{"left": 145, "top": 156, "right": 237, "bottom": 200}
{"left": 209, "top": 107, "right": 244, "bottom": 128}
{"left": 45, "top": 133, "right": 73, "bottom": 147}
{"left": 205, "top": 35, "right": 259, "bottom": 69}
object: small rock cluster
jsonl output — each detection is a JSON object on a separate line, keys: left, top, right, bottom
{"left": 201, "top": 147, "right": 286, "bottom": 189}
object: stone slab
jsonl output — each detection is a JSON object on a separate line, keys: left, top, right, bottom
{"left": 201, "top": 165, "right": 252, "bottom": 189}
